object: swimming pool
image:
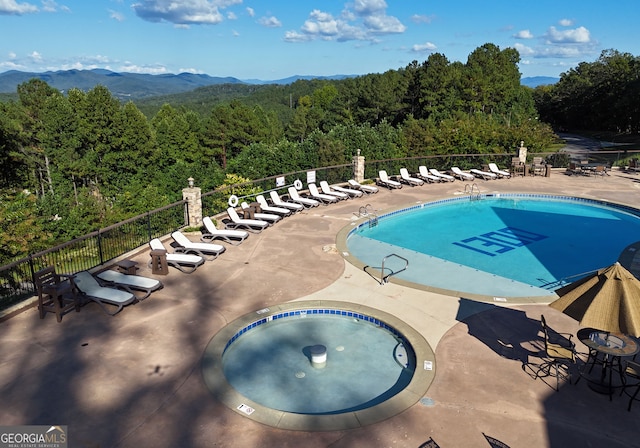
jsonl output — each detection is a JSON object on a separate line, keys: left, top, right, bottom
{"left": 344, "top": 194, "right": 640, "bottom": 299}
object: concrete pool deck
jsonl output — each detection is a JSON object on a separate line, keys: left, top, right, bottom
{"left": 1, "top": 168, "right": 640, "bottom": 447}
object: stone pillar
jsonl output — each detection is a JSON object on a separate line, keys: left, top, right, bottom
{"left": 352, "top": 148, "right": 366, "bottom": 182}
{"left": 182, "top": 177, "right": 203, "bottom": 227}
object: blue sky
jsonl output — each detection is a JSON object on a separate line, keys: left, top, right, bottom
{"left": 1, "top": 0, "right": 638, "bottom": 80}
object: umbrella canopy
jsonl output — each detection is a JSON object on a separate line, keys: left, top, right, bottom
{"left": 549, "top": 262, "right": 640, "bottom": 337}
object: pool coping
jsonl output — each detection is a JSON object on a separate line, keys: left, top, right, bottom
{"left": 201, "top": 300, "right": 435, "bottom": 431}
{"left": 336, "top": 192, "right": 640, "bottom": 305}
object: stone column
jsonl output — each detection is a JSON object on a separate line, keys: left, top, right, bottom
{"left": 182, "top": 177, "right": 203, "bottom": 227}
{"left": 352, "top": 148, "right": 366, "bottom": 182}
{"left": 518, "top": 140, "right": 528, "bottom": 163}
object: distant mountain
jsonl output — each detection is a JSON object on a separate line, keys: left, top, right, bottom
{"left": 0, "top": 69, "right": 357, "bottom": 100}
{"left": 521, "top": 76, "right": 559, "bottom": 87}
{"left": 0, "top": 69, "right": 558, "bottom": 100}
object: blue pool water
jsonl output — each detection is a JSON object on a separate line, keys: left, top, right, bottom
{"left": 346, "top": 195, "right": 640, "bottom": 298}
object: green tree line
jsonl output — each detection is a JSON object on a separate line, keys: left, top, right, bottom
{"left": 1, "top": 42, "right": 565, "bottom": 263}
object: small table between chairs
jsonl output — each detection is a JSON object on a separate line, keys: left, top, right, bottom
{"left": 577, "top": 328, "right": 639, "bottom": 399}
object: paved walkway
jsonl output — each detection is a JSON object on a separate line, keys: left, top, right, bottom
{"left": 1, "top": 168, "right": 640, "bottom": 447}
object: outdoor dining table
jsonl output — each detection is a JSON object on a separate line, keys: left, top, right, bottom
{"left": 577, "top": 328, "right": 639, "bottom": 399}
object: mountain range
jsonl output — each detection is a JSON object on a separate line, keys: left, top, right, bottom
{"left": 0, "top": 69, "right": 559, "bottom": 100}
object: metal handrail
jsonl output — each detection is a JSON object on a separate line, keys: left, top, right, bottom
{"left": 380, "top": 253, "right": 409, "bottom": 284}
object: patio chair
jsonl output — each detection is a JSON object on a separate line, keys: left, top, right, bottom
{"left": 73, "top": 270, "right": 137, "bottom": 316}
{"left": 531, "top": 157, "right": 545, "bottom": 176}
{"left": 470, "top": 168, "right": 497, "bottom": 180}
{"left": 269, "top": 190, "right": 304, "bottom": 212}
{"left": 451, "top": 166, "right": 475, "bottom": 181}
{"left": 511, "top": 157, "right": 525, "bottom": 176}
{"left": 240, "top": 201, "right": 282, "bottom": 224}
{"left": 319, "top": 180, "right": 350, "bottom": 200}
{"left": 399, "top": 168, "right": 424, "bottom": 186}
{"left": 287, "top": 186, "right": 321, "bottom": 208}
{"left": 307, "top": 183, "right": 339, "bottom": 204}
{"left": 225, "top": 207, "right": 270, "bottom": 233}
{"left": 417, "top": 166, "right": 443, "bottom": 183}
{"left": 34, "top": 266, "right": 81, "bottom": 322}
{"left": 149, "top": 238, "right": 205, "bottom": 273}
{"left": 429, "top": 168, "right": 455, "bottom": 182}
{"left": 96, "top": 269, "right": 162, "bottom": 300}
{"left": 201, "top": 216, "right": 249, "bottom": 245}
{"left": 347, "top": 179, "right": 378, "bottom": 194}
{"left": 536, "top": 314, "right": 576, "bottom": 391}
{"left": 256, "top": 194, "right": 292, "bottom": 217}
{"left": 171, "top": 230, "right": 226, "bottom": 260}
{"left": 621, "top": 360, "right": 640, "bottom": 411}
{"left": 329, "top": 183, "right": 363, "bottom": 198}
{"left": 376, "top": 170, "right": 402, "bottom": 189}
{"left": 488, "top": 163, "right": 511, "bottom": 178}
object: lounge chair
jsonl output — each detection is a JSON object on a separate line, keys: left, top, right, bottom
{"left": 269, "top": 190, "right": 304, "bottom": 212}
{"left": 488, "top": 163, "right": 511, "bottom": 178}
{"left": 256, "top": 195, "right": 292, "bottom": 217}
{"left": 347, "top": 179, "right": 378, "bottom": 194}
{"left": 73, "top": 270, "right": 137, "bottom": 315}
{"left": 307, "top": 183, "right": 339, "bottom": 204}
{"left": 417, "top": 166, "right": 443, "bottom": 183}
{"left": 287, "top": 186, "right": 320, "bottom": 208}
{"left": 96, "top": 269, "right": 162, "bottom": 300}
{"left": 376, "top": 170, "right": 402, "bottom": 189}
{"left": 171, "top": 230, "right": 226, "bottom": 261}
{"left": 225, "top": 207, "right": 269, "bottom": 233}
{"left": 149, "top": 238, "right": 205, "bottom": 273}
{"left": 429, "top": 168, "right": 455, "bottom": 182}
{"left": 470, "top": 168, "right": 497, "bottom": 180}
{"left": 330, "top": 183, "right": 363, "bottom": 198}
{"left": 399, "top": 168, "right": 424, "bottom": 186}
{"left": 240, "top": 201, "right": 282, "bottom": 224}
{"left": 451, "top": 166, "right": 475, "bottom": 181}
{"left": 201, "top": 216, "right": 249, "bottom": 245}
{"left": 319, "top": 181, "right": 350, "bottom": 200}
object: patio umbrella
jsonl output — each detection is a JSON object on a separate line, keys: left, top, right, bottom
{"left": 549, "top": 262, "right": 640, "bottom": 337}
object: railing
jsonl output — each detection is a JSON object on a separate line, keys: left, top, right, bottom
{"left": 464, "top": 183, "right": 481, "bottom": 201}
{"left": 364, "top": 253, "right": 409, "bottom": 285}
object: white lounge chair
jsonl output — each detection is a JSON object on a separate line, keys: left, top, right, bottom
{"left": 417, "top": 166, "right": 443, "bottom": 183}
{"left": 319, "top": 181, "right": 349, "bottom": 200}
{"left": 240, "top": 201, "right": 282, "bottom": 224}
{"left": 377, "top": 170, "right": 402, "bottom": 189}
{"left": 269, "top": 190, "right": 304, "bottom": 212}
{"left": 347, "top": 179, "right": 378, "bottom": 194}
{"left": 171, "top": 231, "right": 226, "bottom": 261}
{"left": 429, "top": 168, "right": 455, "bottom": 182}
{"left": 149, "top": 238, "right": 205, "bottom": 273}
{"left": 488, "top": 163, "right": 511, "bottom": 178}
{"left": 225, "top": 207, "right": 269, "bottom": 233}
{"left": 96, "top": 269, "right": 162, "bottom": 300}
{"left": 307, "top": 183, "right": 339, "bottom": 204}
{"left": 399, "top": 168, "right": 424, "bottom": 186}
{"left": 256, "top": 195, "right": 292, "bottom": 217}
{"left": 287, "top": 187, "right": 320, "bottom": 208}
{"left": 201, "top": 216, "right": 248, "bottom": 245}
{"left": 470, "top": 168, "right": 497, "bottom": 180}
{"left": 330, "top": 184, "right": 363, "bottom": 198}
{"left": 451, "top": 166, "right": 475, "bottom": 181}
{"left": 74, "top": 270, "right": 137, "bottom": 315}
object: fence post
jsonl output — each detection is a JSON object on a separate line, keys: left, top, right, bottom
{"left": 182, "top": 177, "right": 203, "bottom": 227}
{"left": 353, "top": 149, "right": 366, "bottom": 182}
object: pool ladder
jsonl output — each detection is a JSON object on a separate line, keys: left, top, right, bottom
{"left": 364, "top": 253, "right": 409, "bottom": 285}
{"left": 355, "top": 204, "right": 378, "bottom": 228}
{"left": 464, "top": 183, "right": 481, "bottom": 201}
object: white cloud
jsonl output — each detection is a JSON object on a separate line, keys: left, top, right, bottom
{"left": 29, "top": 50, "right": 43, "bottom": 61}
{"left": 258, "top": 15, "right": 281, "bottom": 28}
{"left": 132, "top": 0, "right": 242, "bottom": 25}
{"left": 0, "top": 0, "right": 38, "bottom": 15}
{"left": 514, "top": 30, "right": 533, "bottom": 39}
{"left": 410, "top": 14, "right": 435, "bottom": 24}
{"left": 513, "top": 43, "right": 535, "bottom": 56}
{"left": 109, "top": 9, "right": 125, "bottom": 22}
{"left": 559, "top": 18, "right": 573, "bottom": 26}
{"left": 411, "top": 42, "right": 437, "bottom": 53}
{"left": 246, "top": 7, "right": 254, "bottom": 17}
{"left": 285, "top": 1, "right": 405, "bottom": 44}
{"left": 545, "top": 26, "right": 590, "bottom": 44}
{"left": 227, "top": 11, "right": 236, "bottom": 20}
